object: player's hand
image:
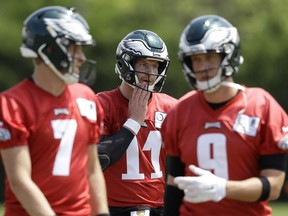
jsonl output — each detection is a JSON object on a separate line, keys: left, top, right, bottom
{"left": 174, "top": 165, "right": 226, "bottom": 203}
{"left": 128, "top": 83, "right": 150, "bottom": 124}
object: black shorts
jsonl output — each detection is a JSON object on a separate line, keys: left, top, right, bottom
{"left": 109, "top": 206, "right": 163, "bottom": 216}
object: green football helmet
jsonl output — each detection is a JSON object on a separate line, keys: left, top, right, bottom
{"left": 178, "top": 15, "right": 243, "bottom": 91}
{"left": 20, "top": 6, "right": 96, "bottom": 84}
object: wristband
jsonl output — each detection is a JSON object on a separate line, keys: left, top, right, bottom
{"left": 95, "top": 214, "right": 110, "bottom": 216}
{"left": 257, "top": 176, "right": 270, "bottom": 201}
{"left": 123, "top": 118, "right": 141, "bottom": 135}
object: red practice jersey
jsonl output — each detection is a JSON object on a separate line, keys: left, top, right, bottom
{"left": 161, "top": 87, "right": 288, "bottom": 216}
{"left": 97, "top": 87, "right": 177, "bottom": 208}
{"left": 0, "top": 79, "right": 103, "bottom": 216}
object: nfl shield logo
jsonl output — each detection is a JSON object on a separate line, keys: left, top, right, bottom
{"left": 154, "top": 111, "right": 167, "bottom": 129}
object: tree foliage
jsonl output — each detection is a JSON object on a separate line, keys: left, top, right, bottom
{"left": 1, "top": 0, "right": 288, "bottom": 110}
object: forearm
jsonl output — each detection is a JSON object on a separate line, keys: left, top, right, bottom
{"left": 89, "top": 171, "right": 109, "bottom": 214}
{"left": 226, "top": 169, "right": 286, "bottom": 202}
{"left": 10, "top": 179, "right": 55, "bottom": 216}
{"left": 226, "top": 153, "right": 287, "bottom": 202}
{"left": 98, "top": 118, "right": 140, "bottom": 170}
{"left": 1, "top": 147, "right": 55, "bottom": 216}
{"left": 97, "top": 128, "right": 134, "bottom": 170}
{"left": 226, "top": 177, "right": 264, "bottom": 201}
{"left": 88, "top": 145, "right": 109, "bottom": 215}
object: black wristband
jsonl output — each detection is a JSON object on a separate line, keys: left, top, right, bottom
{"left": 257, "top": 176, "right": 270, "bottom": 201}
{"left": 96, "top": 214, "right": 110, "bottom": 216}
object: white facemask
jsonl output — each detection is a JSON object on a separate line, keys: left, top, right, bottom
{"left": 196, "top": 67, "right": 223, "bottom": 92}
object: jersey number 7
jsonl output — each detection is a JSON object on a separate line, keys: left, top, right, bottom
{"left": 51, "top": 119, "right": 77, "bottom": 176}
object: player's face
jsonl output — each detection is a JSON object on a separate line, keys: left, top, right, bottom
{"left": 190, "top": 53, "right": 222, "bottom": 81}
{"left": 68, "top": 44, "right": 86, "bottom": 75}
{"left": 134, "top": 58, "right": 160, "bottom": 85}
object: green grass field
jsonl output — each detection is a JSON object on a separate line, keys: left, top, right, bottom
{"left": 269, "top": 201, "right": 288, "bottom": 216}
{"left": 0, "top": 201, "right": 287, "bottom": 215}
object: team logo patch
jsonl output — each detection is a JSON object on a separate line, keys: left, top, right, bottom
{"left": 76, "top": 98, "right": 97, "bottom": 121}
{"left": 204, "top": 122, "right": 221, "bottom": 129}
{"left": 154, "top": 111, "right": 167, "bottom": 129}
{"left": 54, "top": 108, "right": 69, "bottom": 116}
{"left": 233, "top": 113, "right": 260, "bottom": 137}
{"left": 0, "top": 128, "right": 11, "bottom": 141}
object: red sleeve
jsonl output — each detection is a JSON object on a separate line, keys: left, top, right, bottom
{"left": 96, "top": 92, "right": 111, "bottom": 136}
{"left": 259, "top": 90, "right": 288, "bottom": 154}
{"left": 0, "top": 93, "right": 29, "bottom": 149}
{"left": 93, "top": 96, "right": 104, "bottom": 143}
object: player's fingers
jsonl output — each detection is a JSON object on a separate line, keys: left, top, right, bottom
{"left": 142, "top": 87, "right": 150, "bottom": 103}
{"left": 135, "top": 83, "right": 150, "bottom": 105}
{"left": 174, "top": 177, "right": 199, "bottom": 189}
{"left": 184, "top": 194, "right": 210, "bottom": 203}
{"left": 130, "top": 85, "right": 144, "bottom": 107}
{"left": 189, "top": 165, "right": 210, "bottom": 176}
{"left": 132, "top": 83, "right": 145, "bottom": 101}
{"left": 185, "top": 182, "right": 212, "bottom": 191}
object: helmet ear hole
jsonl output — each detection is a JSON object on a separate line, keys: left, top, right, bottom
{"left": 124, "top": 71, "right": 134, "bottom": 82}
{"left": 117, "top": 61, "right": 124, "bottom": 70}
{"left": 60, "top": 60, "right": 69, "bottom": 69}
{"left": 44, "top": 44, "right": 52, "bottom": 54}
{"left": 223, "top": 67, "right": 234, "bottom": 77}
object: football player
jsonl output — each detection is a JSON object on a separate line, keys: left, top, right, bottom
{"left": 161, "top": 15, "right": 288, "bottom": 216}
{"left": 0, "top": 6, "right": 109, "bottom": 216}
{"left": 96, "top": 30, "right": 177, "bottom": 215}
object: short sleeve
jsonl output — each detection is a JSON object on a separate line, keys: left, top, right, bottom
{"left": 0, "top": 94, "right": 29, "bottom": 149}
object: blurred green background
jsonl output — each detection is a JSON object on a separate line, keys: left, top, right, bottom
{"left": 0, "top": 0, "right": 288, "bottom": 211}
{"left": 1, "top": 0, "right": 288, "bottom": 107}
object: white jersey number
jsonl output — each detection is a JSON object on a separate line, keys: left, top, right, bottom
{"left": 197, "top": 133, "right": 229, "bottom": 179}
{"left": 122, "top": 131, "right": 162, "bottom": 180}
{"left": 51, "top": 119, "right": 77, "bottom": 176}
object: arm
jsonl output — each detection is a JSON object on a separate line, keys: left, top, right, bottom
{"left": 163, "top": 156, "right": 185, "bottom": 216}
{"left": 226, "top": 169, "right": 285, "bottom": 201}
{"left": 97, "top": 119, "right": 140, "bottom": 170}
{"left": 98, "top": 83, "right": 150, "bottom": 170}
{"left": 1, "top": 146, "right": 55, "bottom": 216}
{"left": 174, "top": 154, "right": 287, "bottom": 203}
{"left": 226, "top": 153, "right": 287, "bottom": 202}
{"left": 88, "top": 144, "right": 109, "bottom": 215}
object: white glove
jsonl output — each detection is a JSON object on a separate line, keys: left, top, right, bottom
{"left": 174, "top": 165, "right": 227, "bottom": 203}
